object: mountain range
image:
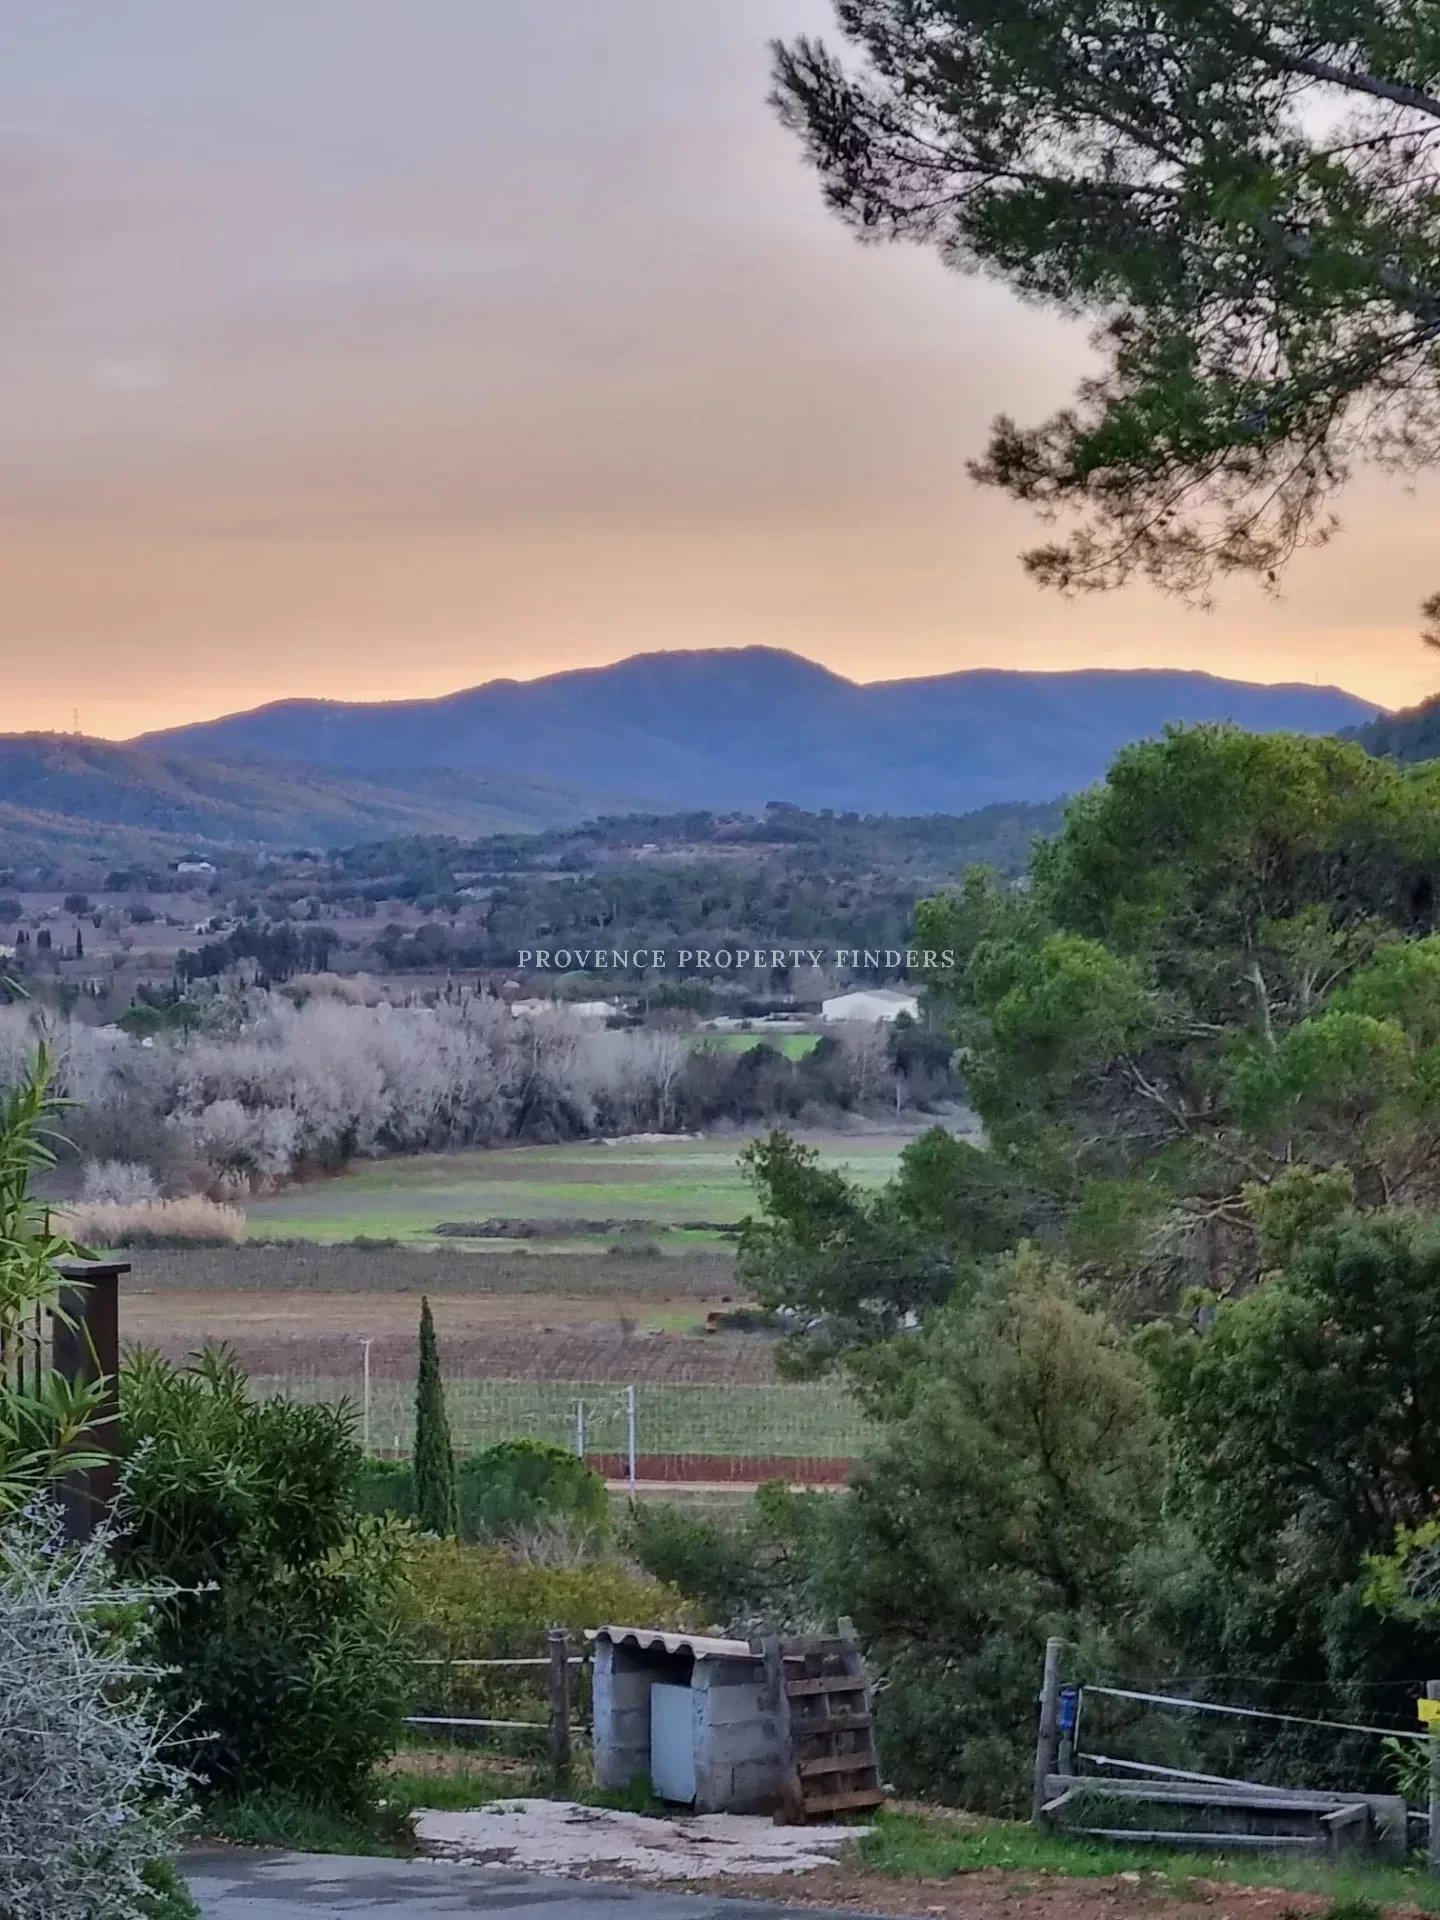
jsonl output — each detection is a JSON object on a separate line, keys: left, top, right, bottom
{"left": 0, "top": 735, "right": 610, "bottom": 868}
{"left": 0, "top": 650, "right": 1386, "bottom": 870}
{"left": 139, "top": 647, "right": 1378, "bottom": 818}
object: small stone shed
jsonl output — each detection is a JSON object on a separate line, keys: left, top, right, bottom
{"left": 588, "top": 1626, "right": 785, "bottom": 1814}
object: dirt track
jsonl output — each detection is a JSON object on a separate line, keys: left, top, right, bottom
{"left": 694, "top": 1866, "right": 1366, "bottom": 1920}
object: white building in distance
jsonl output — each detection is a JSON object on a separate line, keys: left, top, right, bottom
{"left": 821, "top": 987, "right": 920, "bottom": 1024}
{"left": 510, "top": 997, "right": 621, "bottom": 1022}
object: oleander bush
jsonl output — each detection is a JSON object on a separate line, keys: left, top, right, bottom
{"left": 119, "top": 1348, "right": 417, "bottom": 1812}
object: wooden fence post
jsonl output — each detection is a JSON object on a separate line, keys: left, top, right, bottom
{"left": 547, "top": 1628, "right": 572, "bottom": 1789}
{"left": 761, "top": 1634, "right": 804, "bottom": 1825}
{"left": 1032, "top": 1636, "right": 1065, "bottom": 1825}
{"left": 51, "top": 1258, "right": 129, "bottom": 1544}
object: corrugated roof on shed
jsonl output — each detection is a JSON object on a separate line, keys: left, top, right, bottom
{"left": 587, "top": 1625, "right": 761, "bottom": 1662}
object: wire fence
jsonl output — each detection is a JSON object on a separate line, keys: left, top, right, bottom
{"left": 249, "top": 1372, "right": 873, "bottom": 1480}
{"left": 1037, "top": 1639, "right": 1432, "bottom": 1819}
{"left": 1072, "top": 1681, "right": 1424, "bottom": 1805}
{"left": 407, "top": 1634, "right": 584, "bottom": 1783}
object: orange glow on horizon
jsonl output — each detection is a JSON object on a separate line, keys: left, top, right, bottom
{"left": 2, "top": 0, "right": 1435, "bottom": 740}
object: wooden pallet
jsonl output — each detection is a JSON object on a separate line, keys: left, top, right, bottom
{"left": 761, "top": 1625, "right": 885, "bottom": 1824}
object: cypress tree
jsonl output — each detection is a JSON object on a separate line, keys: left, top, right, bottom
{"left": 413, "top": 1295, "right": 458, "bottom": 1537}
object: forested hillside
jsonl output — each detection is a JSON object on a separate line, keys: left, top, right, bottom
{"left": 1356, "top": 693, "right": 1440, "bottom": 765}
{"left": 288, "top": 801, "right": 1064, "bottom": 979}
{"left": 0, "top": 734, "right": 608, "bottom": 870}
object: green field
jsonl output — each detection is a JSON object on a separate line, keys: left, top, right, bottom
{"left": 244, "top": 1132, "right": 909, "bottom": 1249}
{"left": 140, "top": 1132, "right": 915, "bottom": 1474}
{"left": 685, "top": 1031, "right": 822, "bottom": 1059}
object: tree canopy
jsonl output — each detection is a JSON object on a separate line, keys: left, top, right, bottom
{"left": 774, "top": 1, "right": 1440, "bottom": 605}
{"left": 737, "top": 1125, "right": 1040, "bottom": 1373}
{"left": 919, "top": 724, "right": 1440, "bottom": 1298}
{"left": 834, "top": 1246, "right": 1164, "bottom": 1808}
{"left": 709, "top": 724, "right": 1440, "bottom": 1805}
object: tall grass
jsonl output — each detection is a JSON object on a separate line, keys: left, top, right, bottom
{"left": 62, "top": 1196, "right": 246, "bottom": 1250}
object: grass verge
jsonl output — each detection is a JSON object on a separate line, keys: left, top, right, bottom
{"left": 200, "top": 1749, "right": 677, "bottom": 1860}
{"left": 142, "top": 1856, "right": 201, "bottom": 1920}
{"left": 203, "top": 1756, "right": 509, "bottom": 1858}
{"left": 861, "top": 1812, "right": 1440, "bottom": 1910}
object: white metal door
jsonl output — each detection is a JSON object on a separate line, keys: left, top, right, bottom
{"left": 650, "top": 1682, "right": 697, "bottom": 1804}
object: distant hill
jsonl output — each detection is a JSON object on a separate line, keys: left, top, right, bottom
{"left": 140, "top": 648, "right": 1380, "bottom": 815}
{"left": 1353, "top": 694, "right": 1440, "bottom": 764}
{"left": 0, "top": 735, "right": 612, "bottom": 867}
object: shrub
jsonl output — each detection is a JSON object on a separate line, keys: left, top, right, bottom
{"left": 118, "top": 1348, "right": 416, "bottom": 1811}
{"left": 0, "top": 1047, "right": 111, "bottom": 1516}
{"left": 354, "top": 1457, "right": 414, "bottom": 1521}
{"left": 627, "top": 1501, "right": 755, "bottom": 1620}
{"left": 80, "top": 1158, "right": 161, "bottom": 1206}
{"left": 406, "top": 1534, "right": 691, "bottom": 1648}
{"left": 139, "top": 1858, "right": 200, "bottom": 1920}
{"left": 466, "top": 1441, "right": 609, "bottom": 1538}
{"left": 627, "top": 1482, "right": 835, "bottom": 1632}
{"left": 355, "top": 1440, "right": 610, "bottom": 1543}
{"left": 0, "top": 1507, "right": 193, "bottom": 1920}
{"left": 403, "top": 1534, "right": 692, "bottom": 1729}
{"left": 64, "top": 1196, "right": 245, "bottom": 1248}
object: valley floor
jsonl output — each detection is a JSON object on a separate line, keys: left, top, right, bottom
{"left": 118, "top": 1129, "right": 917, "bottom": 1473}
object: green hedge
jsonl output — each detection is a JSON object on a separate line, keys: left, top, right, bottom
{"left": 355, "top": 1440, "right": 609, "bottom": 1542}
{"left": 403, "top": 1536, "right": 691, "bottom": 1732}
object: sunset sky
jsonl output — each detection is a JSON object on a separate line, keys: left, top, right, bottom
{"left": 3, "top": 0, "right": 1437, "bottom": 737}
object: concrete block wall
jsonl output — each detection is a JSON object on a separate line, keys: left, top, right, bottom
{"left": 592, "top": 1639, "right": 659, "bottom": 1791}
{"left": 692, "top": 1658, "right": 786, "bottom": 1814}
{"left": 591, "top": 1640, "right": 787, "bottom": 1814}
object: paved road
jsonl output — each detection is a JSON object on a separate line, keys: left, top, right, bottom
{"left": 186, "top": 1850, "right": 881, "bottom": 1919}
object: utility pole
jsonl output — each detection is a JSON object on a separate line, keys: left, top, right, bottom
{"left": 360, "top": 1338, "right": 373, "bottom": 1455}
{"left": 625, "top": 1384, "right": 638, "bottom": 1496}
